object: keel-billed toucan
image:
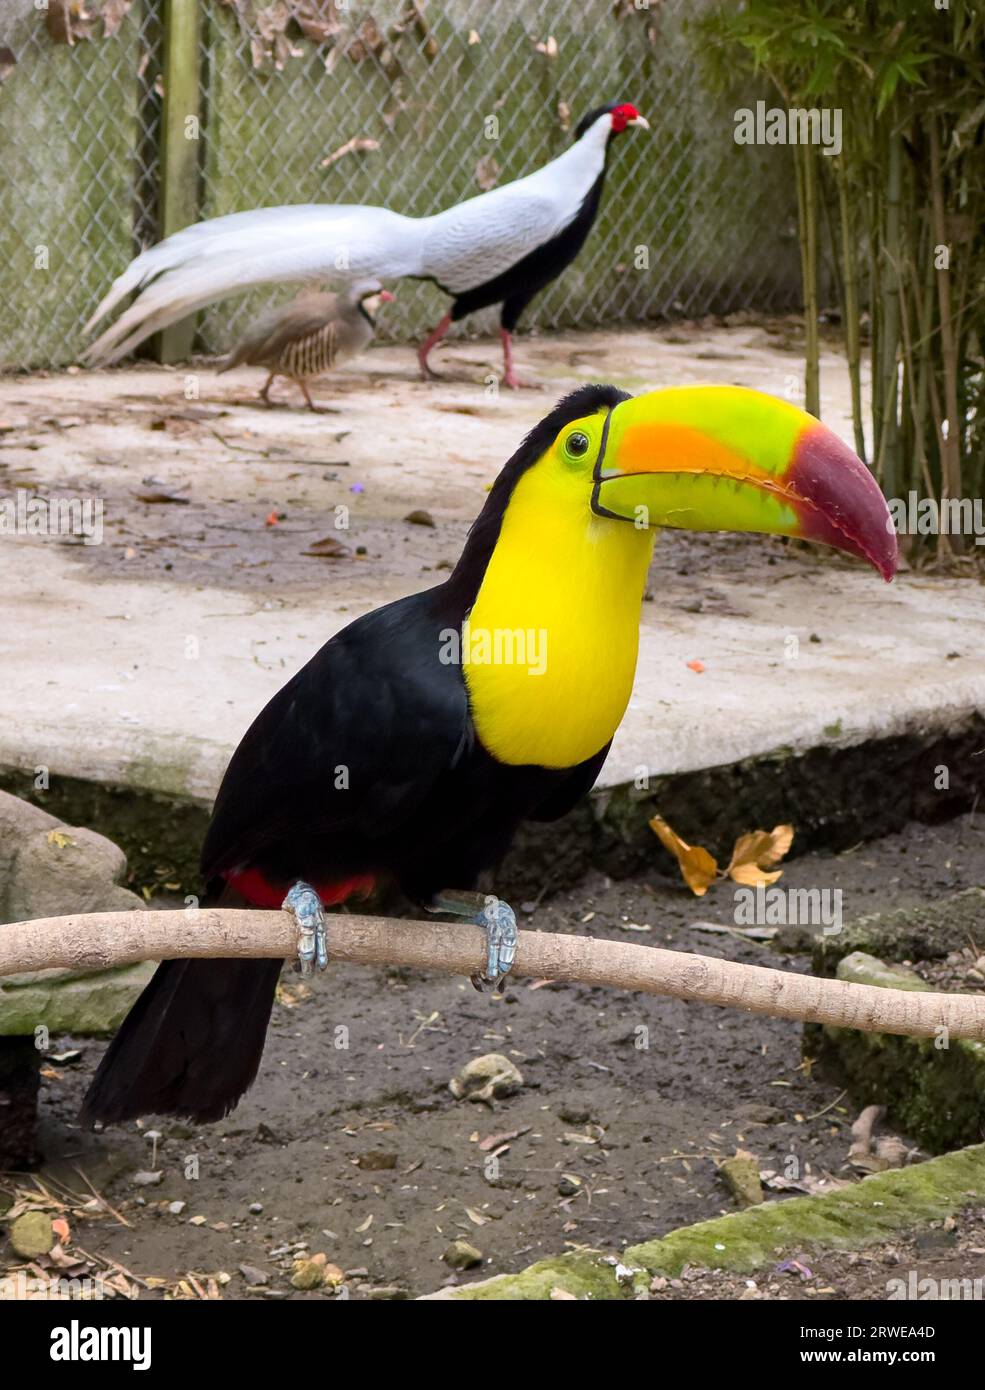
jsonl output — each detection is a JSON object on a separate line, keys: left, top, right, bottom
{"left": 81, "top": 384, "right": 896, "bottom": 1124}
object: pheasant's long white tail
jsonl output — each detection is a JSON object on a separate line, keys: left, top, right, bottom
{"left": 84, "top": 204, "right": 424, "bottom": 364}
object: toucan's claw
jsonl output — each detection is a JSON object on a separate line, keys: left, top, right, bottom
{"left": 472, "top": 897, "right": 518, "bottom": 993}
{"left": 283, "top": 880, "right": 328, "bottom": 976}
{"left": 428, "top": 888, "right": 518, "bottom": 992}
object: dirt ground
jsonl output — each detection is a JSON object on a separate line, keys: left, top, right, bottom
{"left": 12, "top": 808, "right": 984, "bottom": 1301}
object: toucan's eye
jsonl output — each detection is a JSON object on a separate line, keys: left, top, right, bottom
{"left": 564, "top": 431, "right": 591, "bottom": 460}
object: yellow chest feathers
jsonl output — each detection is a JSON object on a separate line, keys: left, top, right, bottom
{"left": 463, "top": 465, "right": 655, "bottom": 769}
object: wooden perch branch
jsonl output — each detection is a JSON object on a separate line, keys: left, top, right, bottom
{"left": 3, "top": 908, "right": 984, "bottom": 1042}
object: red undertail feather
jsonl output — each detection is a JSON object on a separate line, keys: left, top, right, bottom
{"left": 224, "top": 867, "right": 376, "bottom": 909}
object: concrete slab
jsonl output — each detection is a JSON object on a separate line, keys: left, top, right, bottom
{"left": 0, "top": 323, "right": 982, "bottom": 808}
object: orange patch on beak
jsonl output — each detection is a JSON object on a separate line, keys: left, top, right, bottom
{"left": 614, "top": 421, "right": 772, "bottom": 482}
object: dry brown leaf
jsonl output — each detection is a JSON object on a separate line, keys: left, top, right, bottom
{"left": 303, "top": 536, "right": 350, "bottom": 559}
{"left": 294, "top": 0, "right": 342, "bottom": 43}
{"left": 320, "top": 136, "right": 381, "bottom": 170}
{"left": 728, "top": 862, "right": 784, "bottom": 887}
{"left": 648, "top": 814, "right": 718, "bottom": 896}
{"left": 725, "top": 824, "right": 794, "bottom": 886}
{"left": 759, "top": 824, "right": 794, "bottom": 867}
{"left": 475, "top": 154, "right": 500, "bottom": 192}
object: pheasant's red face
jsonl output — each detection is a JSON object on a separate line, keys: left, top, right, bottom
{"left": 610, "top": 103, "right": 648, "bottom": 133}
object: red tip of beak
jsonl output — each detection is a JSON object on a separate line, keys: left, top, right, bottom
{"left": 379, "top": 290, "right": 395, "bottom": 303}
{"left": 787, "top": 424, "right": 898, "bottom": 582}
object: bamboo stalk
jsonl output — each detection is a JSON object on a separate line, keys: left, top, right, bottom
{"left": 899, "top": 255, "right": 936, "bottom": 503}
{"left": 878, "top": 123, "right": 903, "bottom": 497}
{"left": 2, "top": 908, "right": 984, "bottom": 1043}
{"left": 868, "top": 185, "right": 883, "bottom": 466}
{"left": 157, "top": 0, "right": 203, "bottom": 363}
{"left": 836, "top": 166, "right": 866, "bottom": 461}
{"left": 793, "top": 145, "right": 821, "bottom": 417}
{"left": 929, "top": 115, "right": 963, "bottom": 533}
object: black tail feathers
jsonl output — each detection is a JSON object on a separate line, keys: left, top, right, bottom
{"left": 80, "top": 957, "right": 282, "bottom": 1126}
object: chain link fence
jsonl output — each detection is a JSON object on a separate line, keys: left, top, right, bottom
{"left": 0, "top": 0, "right": 803, "bottom": 370}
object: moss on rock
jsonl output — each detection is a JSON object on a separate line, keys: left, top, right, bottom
{"left": 426, "top": 1144, "right": 985, "bottom": 1298}
{"left": 815, "top": 951, "right": 985, "bottom": 1152}
{"left": 812, "top": 889, "right": 985, "bottom": 974}
{"left": 422, "top": 1251, "right": 640, "bottom": 1301}
{"left": 628, "top": 1143, "right": 985, "bottom": 1276}
{"left": 0, "top": 963, "right": 155, "bottom": 1038}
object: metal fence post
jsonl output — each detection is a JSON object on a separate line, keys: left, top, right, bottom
{"left": 157, "top": 0, "right": 202, "bottom": 363}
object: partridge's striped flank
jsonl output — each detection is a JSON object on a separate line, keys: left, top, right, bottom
{"left": 217, "top": 279, "right": 392, "bottom": 412}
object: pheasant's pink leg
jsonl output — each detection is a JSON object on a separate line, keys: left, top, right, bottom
{"left": 418, "top": 314, "right": 452, "bottom": 380}
{"left": 500, "top": 329, "right": 540, "bottom": 390}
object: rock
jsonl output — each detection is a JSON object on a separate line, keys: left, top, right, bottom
{"left": 817, "top": 951, "right": 985, "bottom": 1151}
{"left": 0, "top": 791, "right": 143, "bottom": 924}
{"left": 132, "top": 1171, "right": 163, "bottom": 1186}
{"left": 248, "top": 1202, "right": 263, "bottom": 1214}
{"left": 290, "top": 1258, "right": 326, "bottom": 1290}
{"left": 872, "top": 1134, "right": 911, "bottom": 1167}
{"left": 0, "top": 961, "right": 155, "bottom": 1037}
{"left": 364, "top": 1284, "right": 409, "bottom": 1300}
{"left": 239, "top": 1264, "right": 269, "bottom": 1287}
{"left": 735, "top": 1103, "right": 784, "bottom": 1125}
{"left": 558, "top": 1176, "right": 581, "bottom": 1197}
{"left": 442, "top": 1240, "right": 483, "bottom": 1270}
{"left": 167, "top": 1201, "right": 186, "bottom": 1215}
{"left": 718, "top": 1153, "right": 764, "bottom": 1207}
{"left": 836, "top": 952, "right": 929, "bottom": 992}
{"left": 8, "top": 1210, "right": 54, "bottom": 1258}
{"left": 449, "top": 1053, "right": 524, "bottom": 1105}
{"left": 355, "top": 1151, "right": 398, "bottom": 1170}
{"left": 559, "top": 1102, "right": 591, "bottom": 1124}
{"left": 404, "top": 509, "right": 435, "bottom": 527}
{"left": 0, "top": 790, "right": 151, "bottom": 1040}
{"left": 810, "top": 888, "right": 985, "bottom": 973}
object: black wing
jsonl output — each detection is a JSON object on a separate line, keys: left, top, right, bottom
{"left": 200, "top": 590, "right": 471, "bottom": 880}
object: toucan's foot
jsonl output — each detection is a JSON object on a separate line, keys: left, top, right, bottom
{"left": 473, "top": 896, "right": 518, "bottom": 992}
{"left": 283, "top": 880, "right": 328, "bottom": 977}
{"left": 428, "top": 888, "right": 517, "bottom": 993}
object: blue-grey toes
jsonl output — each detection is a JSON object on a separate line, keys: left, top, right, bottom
{"left": 282, "top": 881, "right": 328, "bottom": 976}
{"left": 472, "top": 896, "right": 518, "bottom": 992}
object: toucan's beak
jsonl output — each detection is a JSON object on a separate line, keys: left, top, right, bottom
{"left": 379, "top": 290, "right": 395, "bottom": 303}
{"left": 592, "top": 386, "right": 897, "bottom": 581}
{"left": 628, "top": 115, "right": 650, "bottom": 130}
